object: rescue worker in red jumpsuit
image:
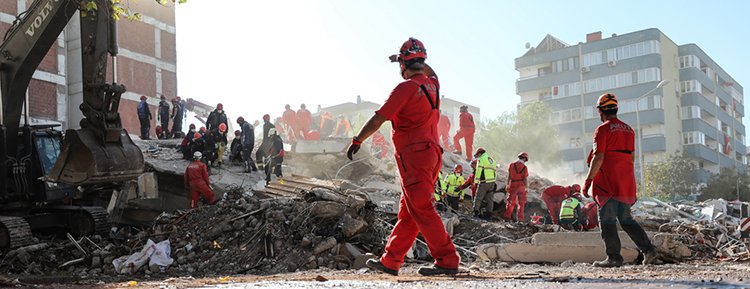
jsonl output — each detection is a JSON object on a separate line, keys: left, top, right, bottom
{"left": 452, "top": 105, "right": 475, "bottom": 161}
{"left": 504, "top": 152, "right": 529, "bottom": 222}
{"left": 584, "top": 93, "right": 657, "bottom": 267}
{"left": 282, "top": 104, "right": 298, "bottom": 139}
{"left": 297, "top": 104, "right": 312, "bottom": 139}
{"left": 541, "top": 184, "right": 581, "bottom": 224}
{"left": 457, "top": 159, "right": 478, "bottom": 199}
{"left": 346, "top": 38, "right": 459, "bottom": 276}
{"left": 582, "top": 202, "right": 599, "bottom": 231}
{"left": 371, "top": 130, "right": 389, "bottom": 159}
{"left": 438, "top": 111, "right": 451, "bottom": 150}
{"left": 184, "top": 151, "right": 215, "bottom": 209}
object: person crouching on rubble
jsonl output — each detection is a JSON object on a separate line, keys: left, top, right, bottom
{"left": 346, "top": 37, "right": 460, "bottom": 276}
{"left": 229, "top": 130, "right": 242, "bottom": 163}
{"left": 584, "top": 93, "right": 658, "bottom": 267}
{"left": 185, "top": 151, "right": 215, "bottom": 208}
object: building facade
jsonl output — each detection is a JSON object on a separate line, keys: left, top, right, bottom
{"left": 0, "top": 0, "right": 176, "bottom": 136}
{"left": 515, "top": 28, "right": 745, "bottom": 182}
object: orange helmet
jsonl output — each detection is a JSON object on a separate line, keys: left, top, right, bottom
{"left": 218, "top": 123, "right": 227, "bottom": 133}
{"left": 193, "top": 132, "right": 201, "bottom": 140}
{"left": 398, "top": 37, "right": 427, "bottom": 62}
{"left": 597, "top": 93, "right": 618, "bottom": 109}
{"left": 518, "top": 152, "right": 529, "bottom": 160}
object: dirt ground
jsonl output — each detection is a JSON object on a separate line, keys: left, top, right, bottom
{"left": 4, "top": 261, "right": 749, "bottom": 289}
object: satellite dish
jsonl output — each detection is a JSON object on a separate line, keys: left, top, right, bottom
{"left": 525, "top": 42, "right": 531, "bottom": 49}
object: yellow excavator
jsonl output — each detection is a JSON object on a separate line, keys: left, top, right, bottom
{"left": 0, "top": 0, "right": 143, "bottom": 248}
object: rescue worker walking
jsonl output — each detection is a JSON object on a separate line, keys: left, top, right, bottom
{"left": 171, "top": 97, "right": 185, "bottom": 138}
{"left": 206, "top": 103, "right": 228, "bottom": 166}
{"left": 158, "top": 95, "right": 171, "bottom": 137}
{"left": 473, "top": 148, "right": 496, "bottom": 218}
{"left": 438, "top": 111, "right": 451, "bottom": 150}
{"left": 504, "top": 152, "right": 529, "bottom": 222}
{"left": 297, "top": 104, "right": 312, "bottom": 138}
{"left": 558, "top": 194, "right": 585, "bottom": 230}
{"left": 184, "top": 151, "right": 215, "bottom": 208}
{"left": 444, "top": 165, "right": 466, "bottom": 212}
{"left": 541, "top": 184, "right": 581, "bottom": 224}
{"left": 137, "top": 95, "right": 152, "bottom": 140}
{"left": 584, "top": 93, "right": 657, "bottom": 267}
{"left": 452, "top": 105, "right": 475, "bottom": 161}
{"left": 265, "top": 128, "right": 284, "bottom": 182}
{"left": 346, "top": 38, "right": 460, "bottom": 276}
{"left": 238, "top": 117, "right": 258, "bottom": 172}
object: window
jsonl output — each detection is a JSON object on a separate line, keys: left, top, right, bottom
{"left": 551, "top": 108, "right": 583, "bottom": 124}
{"left": 683, "top": 132, "right": 706, "bottom": 145}
{"left": 568, "top": 58, "right": 577, "bottom": 71}
{"left": 583, "top": 51, "right": 603, "bottom": 67}
{"left": 680, "top": 80, "right": 699, "bottom": 94}
{"left": 679, "top": 55, "right": 699, "bottom": 69}
{"left": 584, "top": 107, "right": 596, "bottom": 119}
{"left": 681, "top": 106, "right": 701, "bottom": 119}
{"left": 549, "top": 112, "right": 561, "bottom": 123}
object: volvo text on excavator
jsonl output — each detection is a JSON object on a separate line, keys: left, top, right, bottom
{"left": 0, "top": 0, "right": 144, "bottom": 248}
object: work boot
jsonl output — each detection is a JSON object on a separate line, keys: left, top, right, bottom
{"left": 365, "top": 259, "right": 398, "bottom": 276}
{"left": 642, "top": 248, "right": 661, "bottom": 265}
{"left": 592, "top": 256, "right": 623, "bottom": 268}
{"left": 417, "top": 264, "right": 458, "bottom": 276}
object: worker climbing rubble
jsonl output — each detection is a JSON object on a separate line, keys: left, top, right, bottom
{"left": 473, "top": 147, "right": 496, "bottom": 219}
{"left": 346, "top": 37, "right": 460, "bottom": 276}
{"left": 584, "top": 93, "right": 658, "bottom": 268}
{"left": 504, "top": 152, "right": 529, "bottom": 222}
{"left": 541, "top": 184, "right": 581, "bottom": 224}
{"left": 184, "top": 151, "right": 215, "bottom": 209}
{"left": 452, "top": 105, "right": 475, "bottom": 161}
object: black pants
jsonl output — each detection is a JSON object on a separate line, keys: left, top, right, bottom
{"left": 446, "top": 195, "right": 460, "bottom": 211}
{"left": 171, "top": 121, "right": 182, "bottom": 138}
{"left": 160, "top": 119, "right": 170, "bottom": 135}
{"left": 243, "top": 145, "right": 258, "bottom": 172}
{"left": 599, "top": 199, "right": 654, "bottom": 260}
{"left": 265, "top": 156, "right": 283, "bottom": 181}
{"left": 139, "top": 117, "right": 150, "bottom": 139}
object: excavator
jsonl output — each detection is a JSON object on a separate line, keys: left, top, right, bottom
{"left": 0, "top": 0, "right": 143, "bottom": 248}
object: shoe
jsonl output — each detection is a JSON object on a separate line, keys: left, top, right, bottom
{"left": 592, "top": 257, "right": 623, "bottom": 268}
{"left": 642, "top": 248, "right": 661, "bottom": 265}
{"left": 417, "top": 264, "right": 458, "bottom": 276}
{"left": 365, "top": 259, "right": 398, "bottom": 276}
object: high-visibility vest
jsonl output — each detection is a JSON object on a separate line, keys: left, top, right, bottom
{"left": 445, "top": 173, "right": 465, "bottom": 197}
{"left": 434, "top": 172, "right": 445, "bottom": 201}
{"left": 474, "top": 153, "right": 496, "bottom": 184}
{"left": 559, "top": 198, "right": 581, "bottom": 220}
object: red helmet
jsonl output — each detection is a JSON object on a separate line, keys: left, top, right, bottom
{"left": 474, "top": 147, "right": 486, "bottom": 157}
{"left": 454, "top": 164, "right": 463, "bottom": 173}
{"left": 193, "top": 132, "right": 201, "bottom": 140}
{"left": 518, "top": 152, "right": 529, "bottom": 160}
{"left": 140, "top": 95, "right": 147, "bottom": 101}
{"left": 200, "top": 127, "right": 206, "bottom": 133}
{"left": 160, "top": 95, "right": 166, "bottom": 100}
{"left": 217, "top": 103, "right": 223, "bottom": 110}
{"left": 234, "top": 130, "right": 241, "bottom": 136}
{"left": 399, "top": 37, "right": 427, "bottom": 62}
{"left": 218, "top": 123, "right": 227, "bottom": 133}
{"left": 571, "top": 184, "right": 581, "bottom": 193}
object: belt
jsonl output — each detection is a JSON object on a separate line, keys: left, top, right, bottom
{"left": 611, "top": 150, "right": 632, "bottom": 154}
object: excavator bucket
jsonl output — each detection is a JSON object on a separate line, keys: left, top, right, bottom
{"left": 45, "top": 128, "right": 144, "bottom": 185}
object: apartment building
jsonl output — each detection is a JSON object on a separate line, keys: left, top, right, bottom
{"left": 515, "top": 28, "right": 745, "bottom": 182}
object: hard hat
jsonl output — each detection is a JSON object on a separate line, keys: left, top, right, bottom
{"left": 140, "top": 95, "right": 147, "bottom": 101}
{"left": 301, "top": 103, "right": 306, "bottom": 109}
{"left": 189, "top": 123, "right": 196, "bottom": 130}
{"left": 454, "top": 164, "right": 463, "bottom": 172}
{"left": 518, "top": 152, "right": 529, "bottom": 160}
{"left": 398, "top": 37, "right": 427, "bottom": 62}
{"left": 572, "top": 184, "right": 581, "bottom": 193}
{"left": 193, "top": 151, "right": 202, "bottom": 160}
{"left": 237, "top": 116, "right": 244, "bottom": 124}
{"left": 285, "top": 104, "right": 291, "bottom": 109}
{"left": 234, "top": 130, "right": 241, "bottom": 136}
{"left": 217, "top": 103, "right": 223, "bottom": 110}
{"left": 200, "top": 127, "right": 206, "bottom": 133}
{"left": 218, "top": 123, "right": 227, "bottom": 133}
{"left": 263, "top": 114, "right": 270, "bottom": 121}
{"left": 596, "top": 93, "right": 618, "bottom": 109}
{"left": 571, "top": 193, "right": 583, "bottom": 201}
{"left": 193, "top": 132, "right": 201, "bottom": 140}
{"left": 268, "top": 128, "right": 277, "bottom": 135}
{"left": 470, "top": 159, "right": 477, "bottom": 169}
{"left": 474, "top": 147, "right": 486, "bottom": 157}
{"left": 460, "top": 105, "right": 468, "bottom": 112}
{"left": 160, "top": 95, "right": 166, "bottom": 100}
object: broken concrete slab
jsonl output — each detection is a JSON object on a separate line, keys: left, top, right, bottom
{"left": 309, "top": 201, "right": 347, "bottom": 219}
{"left": 476, "top": 243, "right": 639, "bottom": 264}
{"left": 341, "top": 215, "right": 368, "bottom": 238}
{"left": 531, "top": 231, "right": 654, "bottom": 249}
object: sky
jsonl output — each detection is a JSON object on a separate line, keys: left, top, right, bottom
{"left": 175, "top": 0, "right": 750, "bottom": 126}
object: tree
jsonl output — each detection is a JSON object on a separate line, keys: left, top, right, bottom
{"left": 475, "top": 101, "right": 561, "bottom": 169}
{"left": 641, "top": 152, "right": 697, "bottom": 200}
{"left": 700, "top": 168, "right": 750, "bottom": 202}
{"left": 81, "top": 0, "right": 188, "bottom": 21}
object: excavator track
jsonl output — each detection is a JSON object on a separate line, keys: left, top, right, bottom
{"left": 81, "top": 206, "right": 111, "bottom": 236}
{"left": 0, "top": 216, "right": 33, "bottom": 249}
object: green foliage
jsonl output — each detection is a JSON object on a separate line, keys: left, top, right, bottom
{"left": 641, "top": 152, "right": 697, "bottom": 200}
{"left": 700, "top": 168, "right": 750, "bottom": 202}
{"left": 80, "top": 0, "right": 187, "bottom": 21}
{"left": 475, "top": 101, "right": 561, "bottom": 169}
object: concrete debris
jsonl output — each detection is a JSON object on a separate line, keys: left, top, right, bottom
{"left": 476, "top": 242, "right": 640, "bottom": 264}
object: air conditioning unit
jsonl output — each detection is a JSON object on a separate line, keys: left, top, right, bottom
{"left": 581, "top": 66, "right": 590, "bottom": 73}
{"left": 608, "top": 60, "right": 617, "bottom": 67}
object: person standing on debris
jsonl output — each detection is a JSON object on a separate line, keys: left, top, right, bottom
{"left": 158, "top": 95, "right": 171, "bottom": 137}
{"left": 444, "top": 165, "right": 466, "bottom": 212}
{"left": 238, "top": 117, "right": 259, "bottom": 172}
{"left": 452, "top": 105, "right": 475, "bottom": 161}
{"left": 438, "top": 111, "right": 451, "bottom": 150}
{"left": 265, "top": 128, "right": 284, "bottom": 182}
{"left": 346, "top": 38, "right": 460, "bottom": 276}
{"left": 171, "top": 97, "right": 185, "bottom": 138}
{"left": 257, "top": 114, "right": 276, "bottom": 165}
{"left": 504, "top": 152, "right": 529, "bottom": 222}
{"left": 473, "top": 148, "right": 497, "bottom": 219}
{"left": 206, "top": 103, "right": 228, "bottom": 166}
{"left": 185, "top": 151, "right": 215, "bottom": 208}
{"left": 558, "top": 193, "right": 585, "bottom": 230}
{"left": 541, "top": 184, "right": 581, "bottom": 224}
{"left": 282, "top": 104, "right": 298, "bottom": 138}
{"left": 584, "top": 93, "right": 657, "bottom": 267}
{"left": 137, "top": 95, "right": 152, "bottom": 140}
{"left": 229, "top": 130, "right": 243, "bottom": 163}
{"left": 297, "top": 104, "right": 312, "bottom": 139}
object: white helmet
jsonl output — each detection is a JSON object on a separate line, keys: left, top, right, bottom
{"left": 193, "top": 151, "right": 202, "bottom": 160}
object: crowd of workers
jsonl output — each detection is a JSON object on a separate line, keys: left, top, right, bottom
{"left": 137, "top": 95, "right": 186, "bottom": 140}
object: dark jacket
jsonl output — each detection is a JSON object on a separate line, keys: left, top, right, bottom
{"left": 207, "top": 110, "right": 228, "bottom": 133}
{"left": 262, "top": 122, "right": 275, "bottom": 141}
{"left": 158, "top": 100, "right": 171, "bottom": 120}
{"left": 171, "top": 101, "right": 185, "bottom": 123}
{"left": 240, "top": 121, "right": 254, "bottom": 147}
{"left": 137, "top": 101, "right": 152, "bottom": 119}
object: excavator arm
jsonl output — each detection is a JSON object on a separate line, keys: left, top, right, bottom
{"left": 1, "top": 0, "right": 143, "bottom": 187}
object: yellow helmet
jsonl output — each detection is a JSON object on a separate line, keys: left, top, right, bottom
{"left": 597, "top": 93, "right": 618, "bottom": 109}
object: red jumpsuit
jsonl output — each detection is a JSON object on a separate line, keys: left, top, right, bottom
{"left": 297, "top": 108, "right": 312, "bottom": 138}
{"left": 282, "top": 108, "right": 298, "bottom": 138}
{"left": 184, "top": 160, "right": 214, "bottom": 208}
{"left": 438, "top": 114, "right": 451, "bottom": 150}
{"left": 541, "top": 185, "right": 571, "bottom": 224}
{"left": 504, "top": 161, "right": 528, "bottom": 221}
{"left": 582, "top": 202, "right": 599, "bottom": 230}
{"left": 375, "top": 73, "right": 460, "bottom": 271}
{"left": 452, "top": 111, "right": 475, "bottom": 161}
{"left": 457, "top": 173, "right": 477, "bottom": 197}
{"left": 371, "top": 131, "right": 389, "bottom": 159}
{"left": 592, "top": 118, "right": 637, "bottom": 207}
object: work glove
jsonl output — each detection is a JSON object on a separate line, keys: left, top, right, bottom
{"left": 388, "top": 54, "right": 399, "bottom": 63}
{"left": 460, "top": 196, "right": 464, "bottom": 202}
{"left": 346, "top": 137, "right": 362, "bottom": 160}
{"left": 583, "top": 178, "right": 593, "bottom": 198}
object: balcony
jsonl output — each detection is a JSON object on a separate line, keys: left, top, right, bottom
{"left": 684, "top": 144, "right": 718, "bottom": 164}
{"left": 640, "top": 136, "right": 666, "bottom": 153}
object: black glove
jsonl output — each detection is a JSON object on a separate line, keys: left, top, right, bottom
{"left": 347, "top": 137, "right": 362, "bottom": 160}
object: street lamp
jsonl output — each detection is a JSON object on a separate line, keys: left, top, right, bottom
{"left": 636, "top": 80, "right": 670, "bottom": 191}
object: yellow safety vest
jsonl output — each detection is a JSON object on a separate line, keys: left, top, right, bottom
{"left": 434, "top": 172, "right": 445, "bottom": 201}
{"left": 444, "top": 173, "right": 465, "bottom": 198}
{"left": 474, "top": 153, "right": 496, "bottom": 184}
{"left": 560, "top": 198, "right": 581, "bottom": 220}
